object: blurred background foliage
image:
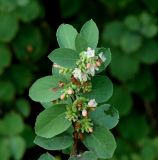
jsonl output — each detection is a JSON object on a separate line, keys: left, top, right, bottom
{"left": 0, "top": 0, "right": 158, "bottom": 160}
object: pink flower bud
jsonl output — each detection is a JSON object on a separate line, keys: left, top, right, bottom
{"left": 86, "top": 63, "right": 91, "bottom": 69}
{"left": 67, "top": 88, "right": 74, "bottom": 95}
{"left": 60, "top": 94, "right": 65, "bottom": 100}
{"left": 82, "top": 109, "right": 88, "bottom": 117}
{"left": 88, "top": 99, "right": 97, "bottom": 107}
{"left": 88, "top": 127, "right": 93, "bottom": 133}
{"left": 96, "top": 61, "right": 101, "bottom": 67}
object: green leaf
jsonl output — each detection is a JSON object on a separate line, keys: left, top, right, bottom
{"left": 0, "top": 81, "right": 15, "bottom": 101}
{"left": 0, "top": 44, "right": 11, "bottom": 75}
{"left": 109, "top": 85, "right": 133, "bottom": 116}
{"left": 0, "top": 0, "right": 17, "bottom": 12}
{"left": 69, "top": 151, "right": 98, "bottom": 160}
{"left": 56, "top": 24, "right": 77, "bottom": 49}
{"left": 13, "top": 25, "right": 44, "bottom": 62}
{"left": 83, "top": 126, "right": 116, "bottom": 159}
{"left": 38, "top": 153, "right": 55, "bottom": 160}
{"left": 41, "top": 97, "right": 72, "bottom": 109}
{"left": 124, "top": 15, "right": 140, "bottom": 31}
{"left": 134, "top": 40, "right": 158, "bottom": 64}
{"left": 80, "top": 19, "right": 99, "bottom": 49}
{"left": 75, "top": 34, "right": 88, "bottom": 52}
{"left": 81, "top": 151, "right": 98, "bottom": 160}
{"left": 82, "top": 76, "right": 113, "bottom": 103}
{"left": 110, "top": 48, "right": 139, "bottom": 81}
{"left": 96, "top": 48, "right": 111, "bottom": 73}
{"left": 16, "top": 0, "right": 30, "bottom": 7}
{"left": 103, "top": 21, "right": 124, "bottom": 46}
{"left": 34, "top": 133, "right": 73, "bottom": 150}
{"left": 21, "top": 125, "right": 35, "bottom": 149}
{"left": 0, "top": 13, "right": 18, "bottom": 42}
{"left": 48, "top": 48, "right": 79, "bottom": 68}
{"left": 15, "top": 1, "right": 42, "bottom": 22}
{"left": 15, "top": 99, "right": 31, "bottom": 117}
{"left": 0, "top": 112, "right": 24, "bottom": 136}
{"left": 35, "top": 104, "right": 71, "bottom": 138}
{"left": 90, "top": 104, "right": 119, "bottom": 129}
{"left": 141, "top": 24, "right": 158, "bottom": 38}
{"left": 10, "top": 136, "right": 26, "bottom": 160}
{"left": 29, "top": 75, "right": 67, "bottom": 102}
{"left": 139, "top": 12, "right": 158, "bottom": 38}
{"left": 120, "top": 31, "right": 142, "bottom": 53}
{"left": 0, "top": 138, "right": 10, "bottom": 160}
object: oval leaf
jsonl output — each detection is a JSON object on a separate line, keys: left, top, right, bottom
{"left": 80, "top": 19, "right": 99, "bottom": 49}
{"left": 0, "top": 13, "right": 18, "bottom": 42}
{"left": 38, "top": 153, "right": 55, "bottom": 160}
{"left": 29, "top": 75, "right": 67, "bottom": 102}
{"left": 48, "top": 48, "right": 79, "bottom": 68}
{"left": 56, "top": 24, "right": 77, "bottom": 49}
{"left": 69, "top": 151, "right": 97, "bottom": 160}
{"left": 0, "top": 112, "right": 24, "bottom": 136}
{"left": 83, "top": 126, "right": 116, "bottom": 159}
{"left": 10, "top": 136, "right": 26, "bottom": 160}
{"left": 35, "top": 104, "right": 71, "bottom": 138}
{"left": 82, "top": 76, "right": 113, "bottom": 103}
{"left": 34, "top": 133, "right": 73, "bottom": 150}
{"left": 90, "top": 104, "right": 119, "bottom": 129}
{"left": 75, "top": 34, "right": 88, "bottom": 52}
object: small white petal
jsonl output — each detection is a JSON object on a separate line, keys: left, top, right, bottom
{"left": 84, "top": 47, "right": 95, "bottom": 58}
{"left": 72, "top": 68, "right": 82, "bottom": 80}
{"left": 81, "top": 73, "right": 88, "bottom": 82}
{"left": 88, "top": 99, "right": 97, "bottom": 107}
{"left": 99, "top": 52, "right": 106, "bottom": 62}
{"left": 88, "top": 66, "right": 95, "bottom": 76}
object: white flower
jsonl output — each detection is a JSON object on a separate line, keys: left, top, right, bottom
{"left": 72, "top": 68, "right": 82, "bottom": 80}
{"left": 99, "top": 52, "right": 106, "bottom": 62}
{"left": 82, "top": 109, "right": 88, "bottom": 117}
{"left": 81, "top": 73, "right": 88, "bottom": 82}
{"left": 88, "top": 99, "right": 97, "bottom": 107}
{"left": 73, "top": 68, "right": 88, "bottom": 82}
{"left": 87, "top": 65, "right": 95, "bottom": 76}
{"left": 84, "top": 47, "right": 95, "bottom": 58}
{"left": 87, "top": 65, "right": 99, "bottom": 76}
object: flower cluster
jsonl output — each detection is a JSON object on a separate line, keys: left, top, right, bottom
{"left": 65, "top": 97, "right": 97, "bottom": 133}
{"left": 72, "top": 47, "right": 106, "bottom": 82}
{"left": 57, "top": 47, "right": 105, "bottom": 134}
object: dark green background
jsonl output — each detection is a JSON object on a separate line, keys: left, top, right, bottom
{"left": 0, "top": 0, "right": 158, "bottom": 160}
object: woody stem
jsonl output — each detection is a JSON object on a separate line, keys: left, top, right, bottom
{"left": 70, "top": 122, "right": 78, "bottom": 156}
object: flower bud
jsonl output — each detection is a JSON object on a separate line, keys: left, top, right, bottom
{"left": 88, "top": 99, "right": 97, "bottom": 107}
{"left": 86, "top": 63, "right": 91, "bottom": 69}
{"left": 67, "top": 88, "right": 74, "bottom": 95}
{"left": 96, "top": 61, "right": 101, "bottom": 67}
{"left": 60, "top": 94, "right": 65, "bottom": 100}
{"left": 58, "top": 81, "right": 64, "bottom": 87}
{"left": 88, "top": 127, "right": 93, "bottom": 133}
{"left": 82, "top": 109, "right": 88, "bottom": 117}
